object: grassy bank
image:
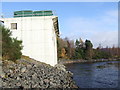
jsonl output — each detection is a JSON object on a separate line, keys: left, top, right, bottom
{"left": 58, "top": 58, "right": 120, "bottom": 65}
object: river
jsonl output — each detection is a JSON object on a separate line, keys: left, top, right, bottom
{"left": 65, "top": 60, "right": 120, "bottom": 88}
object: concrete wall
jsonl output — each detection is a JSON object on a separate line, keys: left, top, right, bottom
{"left": 2, "top": 16, "right": 58, "bottom": 66}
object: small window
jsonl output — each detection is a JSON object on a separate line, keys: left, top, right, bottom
{"left": 11, "top": 23, "right": 17, "bottom": 29}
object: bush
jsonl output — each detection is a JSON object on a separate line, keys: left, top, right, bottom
{"left": 92, "top": 49, "right": 112, "bottom": 59}
{"left": 1, "top": 25, "right": 23, "bottom": 61}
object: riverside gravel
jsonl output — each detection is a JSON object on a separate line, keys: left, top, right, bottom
{"left": 1, "top": 59, "right": 78, "bottom": 88}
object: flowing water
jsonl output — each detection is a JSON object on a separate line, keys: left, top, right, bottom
{"left": 65, "top": 61, "right": 120, "bottom": 88}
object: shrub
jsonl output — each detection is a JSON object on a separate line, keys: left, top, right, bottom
{"left": 0, "top": 25, "right": 23, "bottom": 61}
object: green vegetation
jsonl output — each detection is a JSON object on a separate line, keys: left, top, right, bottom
{"left": 93, "top": 48, "right": 111, "bottom": 59}
{"left": 0, "top": 25, "right": 23, "bottom": 61}
{"left": 57, "top": 37, "right": 120, "bottom": 60}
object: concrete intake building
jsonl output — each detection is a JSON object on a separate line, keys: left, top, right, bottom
{"left": 1, "top": 10, "right": 59, "bottom": 66}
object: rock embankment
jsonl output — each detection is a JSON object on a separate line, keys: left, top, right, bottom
{"left": 1, "top": 59, "right": 78, "bottom": 88}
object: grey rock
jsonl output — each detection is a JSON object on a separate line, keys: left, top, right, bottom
{"left": 21, "top": 67, "right": 26, "bottom": 73}
{"left": 2, "top": 59, "right": 78, "bottom": 88}
{"left": 44, "top": 79, "right": 50, "bottom": 83}
{"left": 55, "top": 64, "right": 66, "bottom": 71}
{"left": 16, "top": 82, "right": 21, "bottom": 86}
{"left": 27, "top": 64, "right": 31, "bottom": 68}
{"left": 9, "top": 69, "right": 13, "bottom": 73}
{"left": 0, "top": 73, "right": 5, "bottom": 78}
{"left": 16, "top": 76, "right": 20, "bottom": 80}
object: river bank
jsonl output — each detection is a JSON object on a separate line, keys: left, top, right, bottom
{"left": 1, "top": 58, "right": 78, "bottom": 88}
{"left": 58, "top": 58, "right": 120, "bottom": 65}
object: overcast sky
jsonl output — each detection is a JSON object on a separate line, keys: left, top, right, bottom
{"left": 2, "top": 2, "right": 118, "bottom": 48}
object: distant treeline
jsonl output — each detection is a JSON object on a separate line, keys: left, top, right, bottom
{"left": 57, "top": 37, "right": 120, "bottom": 60}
